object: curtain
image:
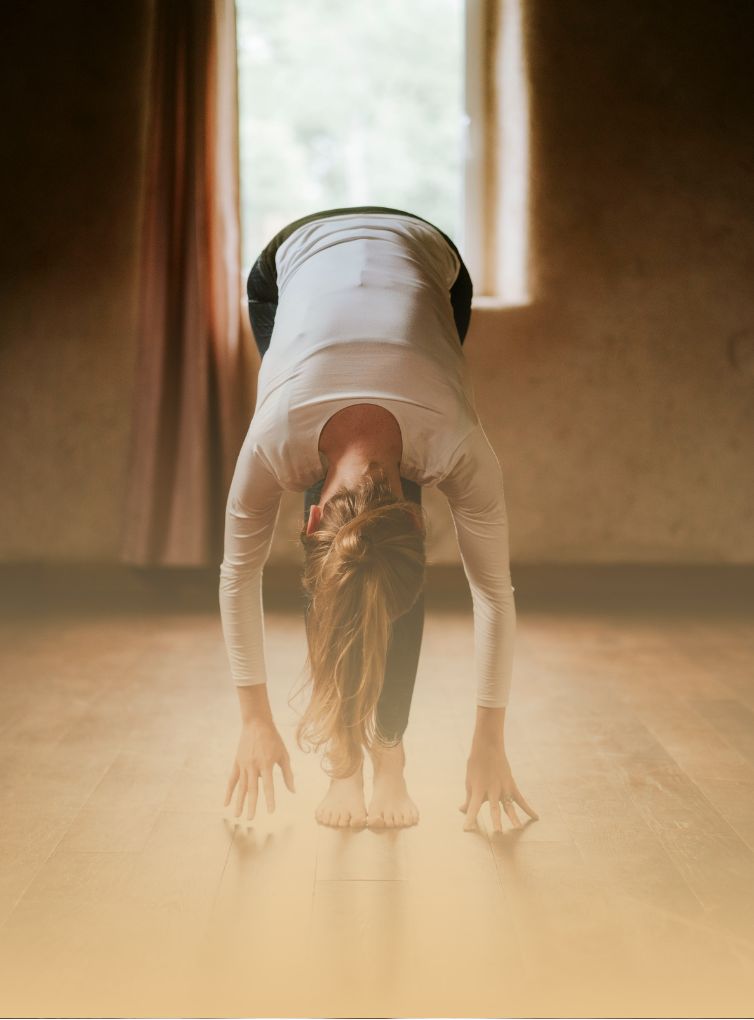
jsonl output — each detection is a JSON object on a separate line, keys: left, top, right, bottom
{"left": 121, "top": 0, "right": 256, "bottom": 567}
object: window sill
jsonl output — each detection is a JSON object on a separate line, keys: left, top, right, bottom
{"left": 471, "top": 295, "right": 526, "bottom": 310}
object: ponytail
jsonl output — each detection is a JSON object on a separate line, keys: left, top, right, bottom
{"left": 293, "top": 469, "right": 427, "bottom": 778}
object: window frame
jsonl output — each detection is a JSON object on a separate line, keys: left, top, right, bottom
{"left": 463, "top": 0, "right": 530, "bottom": 308}
{"left": 462, "top": 0, "right": 489, "bottom": 300}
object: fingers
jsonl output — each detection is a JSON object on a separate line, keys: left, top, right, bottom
{"left": 489, "top": 798, "right": 504, "bottom": 834}
{"left": 262, "top": 767, "right": 276, "bottom": 813}
{"left": 464, "top": 789, "right": 485, "bottom": 831}
{"left": 224, "top": 761, "right": 240, "bottom": 807}
{"left": 234, "top": 768, "right": 248, "bottom": 818}
{"left": 502, "top": 796, "right": 523, "bottom": 830}
{"left": 279, "top": 753, "right": 296, "bottom": 794}
{"left": 514, "top": 788, "right": 539, "bottom": 821}
{"left": 228, "top": 754, "right": 294, "bottom": 824}
{"left": 458, "top": 772, "right": 474, "bottom": 813}
{"left": 247, "top": 771, "right": 259, "bottom": 821}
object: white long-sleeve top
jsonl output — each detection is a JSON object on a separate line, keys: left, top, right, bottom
{"left": 219, "top": 211, "right": 516, "bottom": 707}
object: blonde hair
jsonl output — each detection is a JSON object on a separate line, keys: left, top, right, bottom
{"left": 294, "top": 465, "right": 427, "bottom": 779}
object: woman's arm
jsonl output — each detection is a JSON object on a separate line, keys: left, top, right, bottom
{"left": 219, "top": 427, "right": 295, "bottom": 817}
{"left": 219, "top": 430, "right": 283, "bottom": 688}
{"left": 436, "top": 423, "right": 517, "bottom": 714}
{"left": 437, "top": 424, "right": 537, "bottom": 830}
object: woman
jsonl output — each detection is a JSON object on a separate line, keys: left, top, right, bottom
{"left": 220, "top": 205, "right": 538, "bottom": 832}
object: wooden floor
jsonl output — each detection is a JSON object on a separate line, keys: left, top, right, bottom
{"left": 1, "top": 597, "right": 754, "bottom": 1018}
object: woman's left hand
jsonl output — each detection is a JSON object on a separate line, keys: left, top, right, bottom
{"left": 459, "top": 734, "right": 539, "bottom": 832}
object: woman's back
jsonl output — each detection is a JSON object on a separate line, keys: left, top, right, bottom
{"left": 251, "top": 211, "right": 480, "bottom": 492}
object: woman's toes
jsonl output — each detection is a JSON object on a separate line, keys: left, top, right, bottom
{"left": 350, "top": 813, "right": 366, "bottom": 829}
{"left": 339, "top": 811, "right": 350, "bottom": 827}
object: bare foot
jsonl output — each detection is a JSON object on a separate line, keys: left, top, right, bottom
{"left": 315, "top": 760, "right": 367, "bottom": 828}
{"left": 367, "top": 738, "right": 419, "bottom": 829}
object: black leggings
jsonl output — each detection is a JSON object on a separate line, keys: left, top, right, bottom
{"left": 247, "top": 205, "right": 471, "bottom": 743}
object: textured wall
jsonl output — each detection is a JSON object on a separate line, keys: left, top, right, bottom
{"left": 1, "top": 1, "right": 752, "bottom": 565}
{"left": 496, "top": 0, "right": 754, "bottom": 562}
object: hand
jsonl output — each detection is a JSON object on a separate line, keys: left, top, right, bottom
{"left": 459, "top": 734, "right": 538, "bottom": 833}
{"left": 224, "top": 719, "right": 295, "bottom": 821}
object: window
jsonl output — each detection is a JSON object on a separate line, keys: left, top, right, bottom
{"left": 236, "top": 0, "right": 530, "bottom": 305}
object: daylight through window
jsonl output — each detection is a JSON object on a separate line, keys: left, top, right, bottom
{"left": 236, "top": 0, "right": 465, "bottom": 271}
{"left": 235, "top": 0, "right": 531, "bottom": 304}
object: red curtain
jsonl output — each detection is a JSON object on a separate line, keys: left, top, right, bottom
{"left": 121, "top": 0, "right": 255, "bottom": 566}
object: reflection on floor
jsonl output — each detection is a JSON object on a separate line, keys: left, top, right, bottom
{"left": 1, "top": 600, "right": 753, "bottom": 1017}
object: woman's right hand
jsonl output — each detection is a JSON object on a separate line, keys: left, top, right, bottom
{"left": 224, "top": 719, "right": 296, "bottom": 820}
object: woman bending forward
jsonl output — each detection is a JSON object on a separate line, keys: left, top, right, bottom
{"left": 219, "top": 206, "right": 538, "bottom": 832}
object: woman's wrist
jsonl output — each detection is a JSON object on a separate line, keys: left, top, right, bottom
{"left": 236, "top": 683, "right": 275, "bottom": 727}
{"left": 472, "top": 705, "right": 506, "bottom": 746}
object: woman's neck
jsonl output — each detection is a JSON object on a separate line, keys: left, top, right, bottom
{"left": 317, "top": 403, "right": 404, "bottom": 506}
{"left": 319, "top": 445, "right": 403, "bottom": 505}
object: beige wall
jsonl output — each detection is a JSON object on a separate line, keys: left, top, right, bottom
{"left": 1, "top": 1, "right": 752, "bottom": 566}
